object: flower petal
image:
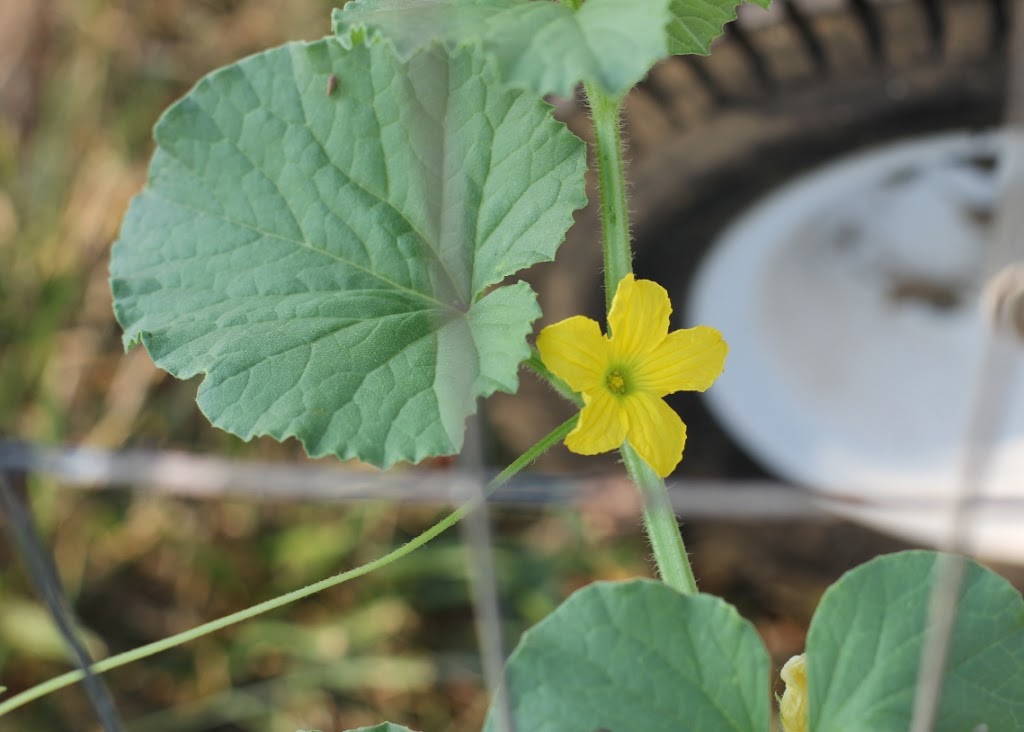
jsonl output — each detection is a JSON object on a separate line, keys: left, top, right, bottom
{"left": 622, "top": 392, "right": 686, "bottom": 477}
{"left": 779, "top": 655, "right": 808, "bottom": 732}
{"left": 634, "top": 326, "right": 728, "bottom": 396}
{"left": 536, "top": 315, "right": 609, "bottom": 394}
{"left": 608, "top": 274, "right": 672, "bottom": 361}
{"left": 565, "top": 390, "right": 627, "bottom": 455}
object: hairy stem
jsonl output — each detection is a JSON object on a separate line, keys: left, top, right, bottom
{"left": 0, "top": 415, "right": 579, "bottom": 719}
{"left": 583, "top": 83, "right": 698, "bottom": 595}
{"left": 584, "top": 82, "right": 633, "bottom": 313}
{"left": 526, "top": 349, "right": 583, "bottom": 407}
{"left": 622, "top": 442, "right": 698, "bottom": 595}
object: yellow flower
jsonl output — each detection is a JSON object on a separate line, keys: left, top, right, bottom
{"left": 779, "top": 654, "right": 809, "bottom": 732}
{"left": 535, "top": 274, "right": 727, "bottom": 477}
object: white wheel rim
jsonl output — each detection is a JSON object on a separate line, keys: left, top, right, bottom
{"left": 686, "top": 130, "right": 1024, "bottom": 561}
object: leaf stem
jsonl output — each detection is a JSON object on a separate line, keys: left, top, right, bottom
{"left": 584, "top": 82, "right": 633, "bottom": 313}
{"left": 0, "top": 415, "right": 578, "bottom": 720}
{"left": 622, "top": 442, "right": 698, "bottom": 595}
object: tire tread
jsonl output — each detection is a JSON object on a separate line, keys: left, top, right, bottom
{"left": 780, "top": 0, "right": 831, "bottom": 75}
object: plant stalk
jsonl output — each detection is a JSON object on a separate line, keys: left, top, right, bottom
{"left": 622, "top": 442, "right": 698, "bottom": 594}
{"left": 584, "top": 82, "right": 698, "bottom": 595}
{"left": 584, "top": 82, "right": 633, "bottom": 313}
{"left": 0, "top": 415, "right": 579, "bottom": 719}
{"left": 526, "top": 349, "right": 583, "bottom": 407}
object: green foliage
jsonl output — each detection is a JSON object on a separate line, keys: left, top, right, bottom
{"left": 333, "top": 0, "right": 766, "bottom": 98}
{"left": 477, "top": 554, "right": 1024, "bottom": 732}
{"left": 110, "top": 35, "right": 586, "bottom": 468}
{"left": 806, "top": 551, "right": 1024, "bottom": 732}
{"left": 333, "top": 0, "right": 672, "bottom": 98}
{"left": 483, "top": 579, "right": 770, "bottom": 732}
{"left": 667, "top": 0, "right": 771, "bottom": 55}
{"left": 110, "top": 0, "right": 768, "bottom": 468}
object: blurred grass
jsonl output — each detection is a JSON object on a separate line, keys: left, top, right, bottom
{"left": 0, "top": 0, "right": 330, "bottom": 452}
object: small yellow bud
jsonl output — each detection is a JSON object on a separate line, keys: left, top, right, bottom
{"left": 780, "top": 654, "right": 808, "bottom": 732}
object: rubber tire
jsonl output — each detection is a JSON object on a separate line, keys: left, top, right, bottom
{"left": 493, "top": 0, "right": 1009, "bottom": 477}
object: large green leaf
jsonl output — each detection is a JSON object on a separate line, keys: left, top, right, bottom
{"left": 667, "top": 0, "right": 771, "bottom": 56}
{"left": 807, "top": 551, "right": 1024, "bottom": 732}
{"left": 333, "top": 0, "right": 768, "bottom": 98}
{"left": 484, "top": 580, "right": 770, "bottom": 732}
{"left": 333, "top": 0, "right": 671, "bottom": 98}
{"left": 111, "top": 36, "right": 587, "bottom": 468}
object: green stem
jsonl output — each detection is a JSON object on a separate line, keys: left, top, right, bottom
{"left": 526, "top": 349, "right": 583, "bottom": 407}
{"left": 621, "top": 442, "right": 698, "bottom": 595}
{"left": 0, "top": 415, "right": 578, "bottom": 719}
{"left": 583, "top": 81, "right": 698, "bottom": 594}
{"left": 584, "top": 82, "right": 633, "bottom": 313}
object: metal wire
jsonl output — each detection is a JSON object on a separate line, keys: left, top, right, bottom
{"left": 457, "top": 414, "right": 514, "bottom": 732}
{"left": 8, "top": 438, "right": 1024, "bottom": 516}
{"left": 0, "top": 471, "right": 125, "bottom": 732}
{"left": 910, "top": 2, "right": 1024, "bottom": 727}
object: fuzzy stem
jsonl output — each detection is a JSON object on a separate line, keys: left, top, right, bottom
{"left": 622, "top": 442, "right": 698, "bottom": 594}
{"left": 0, "top": 415, "right": 579, "bottom": 719}
{"left": 584, "top": 82, "right": 633, "bottom": 313}
{"left": 583, "top": 81, "right": 699, "bottom": 595}
{"left": 526, "top": 349, "right": 583, "bottom": 407}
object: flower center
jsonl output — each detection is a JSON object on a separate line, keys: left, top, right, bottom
{"left": 605, "top": 368, "right": 629, "bottom": 395}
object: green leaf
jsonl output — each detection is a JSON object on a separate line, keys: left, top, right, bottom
{"left": 333, "top": 0, "right": 767, "bottom": 98}
{"left": 111, "top": 37, "right": 587, "bottom": 468}
{"left": 484, "top": 579, "right": 770, "bottom": 732}
{"left": 667, "top": 0, "right": 771, "bottom": 56}
{"left": 807, "top": 551, "right": 1024, "bottom": 732}
{"left": 333, "top": 0, "right": 673, "bottom": 98}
